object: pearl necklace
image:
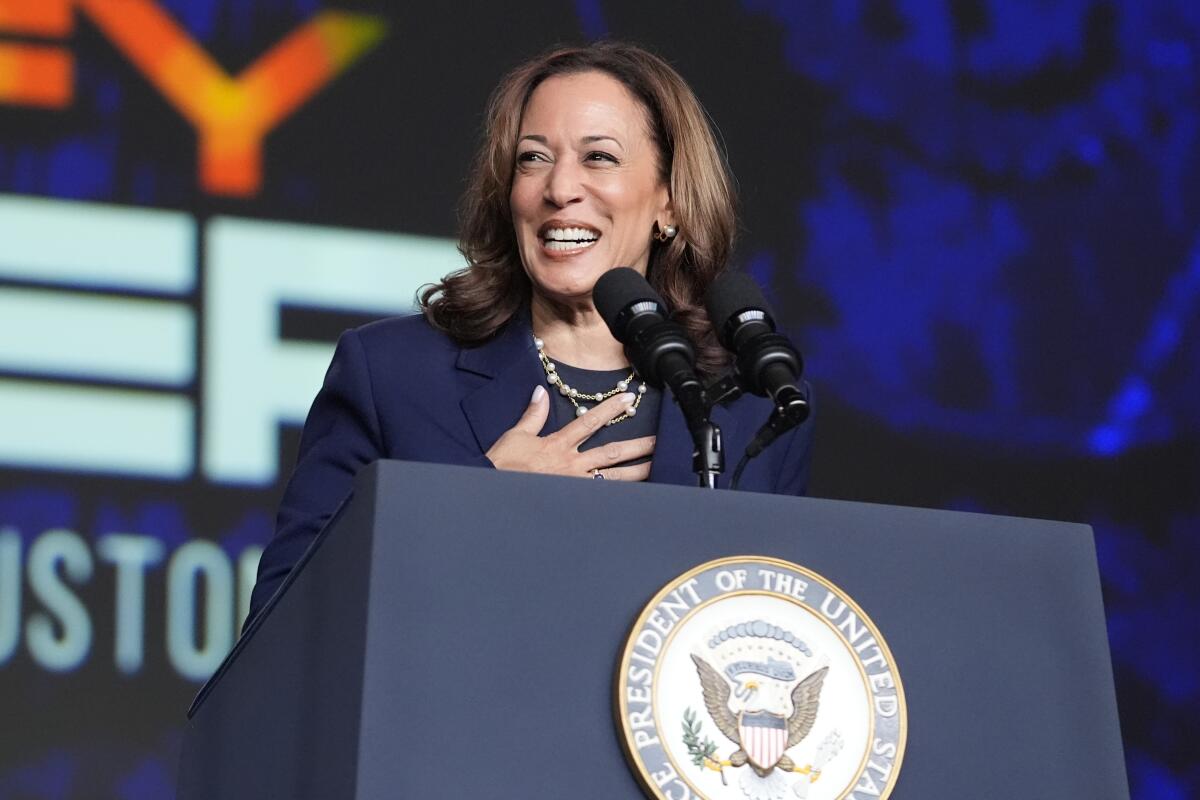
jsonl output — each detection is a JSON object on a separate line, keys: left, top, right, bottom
{"left": 533, "top": 335, "right": 647, "bottom": 425}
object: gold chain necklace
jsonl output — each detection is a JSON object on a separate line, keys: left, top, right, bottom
{"left": 533, "top": 335, "right": 647, "bottom": 425}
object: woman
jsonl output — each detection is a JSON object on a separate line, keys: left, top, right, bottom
{"left": 247, "top": 42, "right": 814, "bottom": 622}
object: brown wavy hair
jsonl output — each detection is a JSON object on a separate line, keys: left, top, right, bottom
{"left": 419, "top": 41, "right": 737, "bottom": 375}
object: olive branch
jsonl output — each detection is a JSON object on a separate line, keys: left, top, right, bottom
{"left": 682, "top": 707, "right": 722, "bottom": 779}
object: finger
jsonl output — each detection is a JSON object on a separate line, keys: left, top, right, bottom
{"left": 559, "top": 392, "right": 636, "bottom": 447}
{"left": 593, "top": 461, "right": 652, "bottom": 482}
{"left": 514, "top": 385, "right": 550, "bottom": 434}
{"left": 582, "top": 436, "right": 656, "bottom": 470}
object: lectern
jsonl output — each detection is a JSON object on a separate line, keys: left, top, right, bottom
{"left": 178, "top": 460, "right": 1128, "bottom": 799}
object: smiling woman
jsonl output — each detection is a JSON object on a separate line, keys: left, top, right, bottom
{"left": 424, "top": 42, "right": 737, "bottom": 377}
{"left": 247, "top": 41, "right": 815, "bottom": 624}
{"left": 511, "top": 72, "right": 673, "bottom": 309}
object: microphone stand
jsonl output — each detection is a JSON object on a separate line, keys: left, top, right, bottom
{"left": 667, "top": 364, "right": 810, "bottom": 490}
{"left": 678, "top": 375, "right": 743, "bottom": 490}
{"left": 693, "top": 421, "right": 723, "bottom": 489}
{"left": 697, "top": 374, "right": 810, "bottom": 491}
{"left": 670, "top": 373, "right": 725, "bottom": 490}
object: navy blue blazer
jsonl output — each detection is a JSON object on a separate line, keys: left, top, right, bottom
{"left": 249, "top": 312, "right": 814, "bottom": 620}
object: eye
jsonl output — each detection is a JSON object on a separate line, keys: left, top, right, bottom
{"left": 517, "top": 151, "right": 549, "bottom": 164}
{"left": 585, "top": 151, "right": 619, "bottom": 164}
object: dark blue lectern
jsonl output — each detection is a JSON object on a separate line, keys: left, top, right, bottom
{"left": 178, "top": 460, "right": 1128, "bottom": 799}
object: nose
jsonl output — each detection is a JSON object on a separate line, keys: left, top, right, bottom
{"left": 543, "top": 159, "right": 585, "bottom": 208}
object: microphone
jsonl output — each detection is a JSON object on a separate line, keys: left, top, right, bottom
{"left": 593, "top": 267, "right": 713, "bottom": 445}
{"left": 594, "top": 267, "right": 721, "bottom": 486}
{"left": 593, "top": 268, "right": 702, "bottom": 398}
{"left": 705, "top": 272, "right": 808, "bottom": 421}
{"left": 706, "top": 273, "right": 809, "bottom": 487}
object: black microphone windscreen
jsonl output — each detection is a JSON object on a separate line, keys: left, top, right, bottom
{"left": 592, "top": 267, "right": 664, "bottom": 337}
{"left": 705, "top": 272, "right": 774, "bottom": 345}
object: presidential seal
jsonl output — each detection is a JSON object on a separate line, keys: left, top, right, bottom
{"left": 616, "top": 556, "right": 906, "bottom": 800}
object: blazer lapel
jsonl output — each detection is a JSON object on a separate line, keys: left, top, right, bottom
{"left": 458, "top": 315, "right": 548, "bottom": 455}
{"left": 649, "top": 388, "right": 739, "bottom": 488}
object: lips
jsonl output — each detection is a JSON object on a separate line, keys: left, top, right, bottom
{"left": 538, "top": 221, "right": 601, "bottom": 253}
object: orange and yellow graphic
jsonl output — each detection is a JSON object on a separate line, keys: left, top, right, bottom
{"left": 0, "top": 0, "right": 74, "bottom": 107}
{"left": 0, "top": 0, "right": 387, "bottom": 196}
{"left": 0, "top": 0, "right": 72, "bottom": 35}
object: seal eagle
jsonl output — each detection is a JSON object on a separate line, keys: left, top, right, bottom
{"left": 690, "top": 653, "right": 828, "bottom": 777}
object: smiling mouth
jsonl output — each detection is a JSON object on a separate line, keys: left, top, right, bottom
{"left": 540, "top": 225, "right": 601, "bottom": 253}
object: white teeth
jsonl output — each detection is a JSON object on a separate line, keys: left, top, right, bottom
{"left": 544, "top": 239, "right": 598, "bottom": 251}
{"left": 543, "top": 227, "right": 599, "bottom": 242}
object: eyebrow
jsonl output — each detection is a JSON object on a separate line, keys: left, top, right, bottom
{"left": 517, "top": 134, "right": 624, "bottom": 148}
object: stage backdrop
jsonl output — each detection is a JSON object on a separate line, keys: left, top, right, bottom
{"left": 1, "top": 1, "right": 1196, "bottom": 797}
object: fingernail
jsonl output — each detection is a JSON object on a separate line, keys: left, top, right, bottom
{"left": 619, "top": 392, "right": 635, "bottom": 405}
{"left": 532, "top": 385, "right": 546, "bottom": 402}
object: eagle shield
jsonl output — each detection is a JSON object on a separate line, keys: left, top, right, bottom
{"left": 738, "top": 710, "right": 789, "bottom": 770}
{"left": 690, "top": 651, "right": 830, "bottom": 778}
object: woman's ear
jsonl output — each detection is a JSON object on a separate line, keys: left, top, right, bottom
{"left": 661, "top": 193, "right": 675, "bottom": 229}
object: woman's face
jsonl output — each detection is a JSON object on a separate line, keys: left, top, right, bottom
{"left": 510, "top": 70, "right": 672, "bottom": 307}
